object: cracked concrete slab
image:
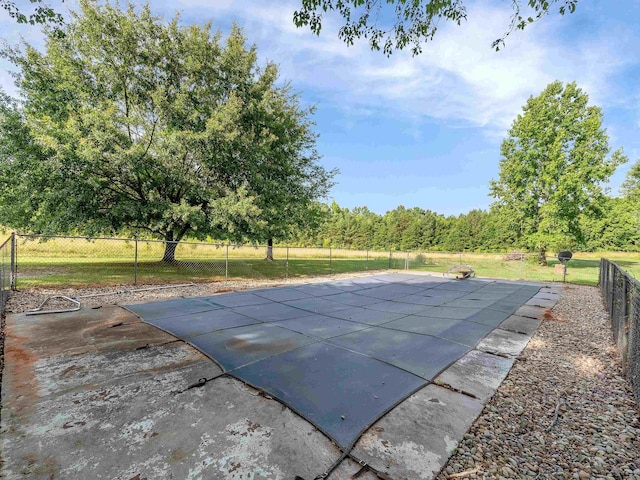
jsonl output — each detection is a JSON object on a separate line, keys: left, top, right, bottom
{"left": 514, "top": 304, "right": 547, "bottom": 320}
{"left": 350, "top": 384, "right": 484, "bottom": 480}
{"left": 434, "top": 350, "right": 514, "bottom": 402}
{"left": 540, "top": 286, "right": 564, "bottom": 296}
{"left": 532, "top": 291, "right": 561, "bottom": 301}
{"left": 476, "top": 328, "right": 533, "bottom": 358}
{"left": 500, "top": 314, "right": 542, "bottom": 336}
{"left": 1, "top": 307, "right": 340, "bottom": 480}
{"left": 525, "top": 296, "right": 557, "bottom": 308}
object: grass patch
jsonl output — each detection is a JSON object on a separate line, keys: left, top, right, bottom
{"left": 9, "top": 235, "right": 640, "bottom": 287}
{"left": 408, "top": 252, "right": 640, "bottom": 286}
{"left": 15, "top": 257, "right": 393, "bottom": 288}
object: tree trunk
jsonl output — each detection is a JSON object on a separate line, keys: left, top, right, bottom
{"left": 163, "top": 241, "right": 178, "bottom": 263}
{"left": 538, "top": 246, "right": 547, "bottom": 266}
{"left": 161, "top": 225, "right": 190, "bottom": 263}
{"left": 266, "top": 238, "right": 274, "bottom": 261}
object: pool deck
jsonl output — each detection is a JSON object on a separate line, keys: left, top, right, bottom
{"left": 0, "top": 274, "right": 561, "bottom": 479}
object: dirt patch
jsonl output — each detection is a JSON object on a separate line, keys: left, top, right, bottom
{"left": 3, "top": 331, "right": 39, "bottom": 417}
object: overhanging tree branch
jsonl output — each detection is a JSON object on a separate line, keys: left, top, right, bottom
{"left": 294, "top": 0, "right": 579, "bottom": 55}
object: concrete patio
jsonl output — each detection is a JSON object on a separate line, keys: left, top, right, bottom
{"left": 0, "top": 273, "right": 560, "bottom": 479}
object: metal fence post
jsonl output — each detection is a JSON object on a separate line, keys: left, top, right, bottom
{"left": 366, "top": 250, "right": 369, "bottom": 271}
{"left": 10, "top": 232, "right": 16, "bottom": 290}
{"left": 622, "top": 275, "right": 628, "bottom": 318}
{"left": 286, "top": 246, "right": 289, "bottom": 281}
{"left": 405, "top": 252, "right": 409, "bottom": 270}
{"left": 598, "top": 258, "right": 603, "bottom": 287}
{"left": 610, "top": 266, "right": 616, "bottom": 315}
{"left": 329, "top": 247, "right": 332, "bottom": 273}
{"left": 133, "top": 235, "right": 138, "bottom": 285}
{"left": 388, "top": 251, "right": 392, "bottom": 269}
{"left": 225, "top": 243, "right": 229, "bottom": 283}
{"left": 519, "top": 253, "right": 524, "bottom": 280}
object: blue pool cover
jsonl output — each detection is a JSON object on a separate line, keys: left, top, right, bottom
{"left": 125, "top": 274, "right": 540, "bottom": 449}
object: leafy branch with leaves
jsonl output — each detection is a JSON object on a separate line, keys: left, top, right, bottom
{"left": 294, "top": 0, "right": 579, "bottom": 55}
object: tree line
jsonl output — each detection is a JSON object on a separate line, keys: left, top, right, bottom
{"left": 286, "top": 191, "right": 640, "bottom": 253}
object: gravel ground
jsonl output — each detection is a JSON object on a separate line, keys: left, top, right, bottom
{"left": 437, "top": 284, "right": 640, "bottom": 480}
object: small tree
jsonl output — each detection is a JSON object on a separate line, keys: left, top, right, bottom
{"left": 490, "top": 81, "right": 626, "bottom": 264}
{"left": 1, "top": 1, "right": 335, "bottom": 261}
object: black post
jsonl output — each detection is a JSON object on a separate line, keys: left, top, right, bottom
{"left": 10, "top": 232, "right": 16, "bottom": 290}
{"left": 622, "top": 274, "right": 628, "bottom": 319}
{"left": 610, "top": 267, "right": 616, "bottom": 315}
{"left": 598, "top": 259, "right": 603, "bottom": 287}
{"left": 329, "top": 247, "right": 332, "bottom": 273}
{"left": 134, "top": 236, "right": 138, "bottom": 285}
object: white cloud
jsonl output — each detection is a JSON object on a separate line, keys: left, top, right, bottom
{"left": 169, "top": 0, "right": 629, "bottom": 138}
{"left": 2, "top": 0, "right": 631, "bottom": 139}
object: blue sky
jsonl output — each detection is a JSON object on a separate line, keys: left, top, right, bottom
{"left": 1, "top": 0, "right": 639, "bottom": 216}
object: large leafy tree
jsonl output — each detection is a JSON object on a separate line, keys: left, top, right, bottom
{"left": 0, "top": 90, "right": 55, "bottom": 227}
{"left": 294, "top": 0, "right": 578, "bottom": 55}
{"left": 0, "top": 1, "right": 335, "bottom": 261}
{"left": 490, "top": 81, "right": 626, "bottom": 264}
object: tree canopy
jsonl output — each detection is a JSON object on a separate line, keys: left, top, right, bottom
{"left": 622, "top": 160, "right": 640, "bottom": 201}
{"left": 0, "top": 1, "right": 335, "bottom": 261}
{"left": 294, "top": 0, "right": 579, "bottom": 55}
{"left": 489, "top": 81, "right": 626, "bottom": 263}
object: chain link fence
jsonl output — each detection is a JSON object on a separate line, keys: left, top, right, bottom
{"left": 9, "top": 234, "right": 592, "bottom": 289}
{"left": 403, "top": 251, "right": 565, "bottom": 280}
{"left": 599, "top": 258, "right": 640, "bottom": 405}
{"left": 0, "top": 233, "right": 15, "bottom": 316}
{"left": 13, "top": 235, "right": 399, "bottom": 288}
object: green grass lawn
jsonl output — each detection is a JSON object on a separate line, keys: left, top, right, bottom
{"left": 408, "top": 252, "right": 640, "bottom": 286}
{"left": 8, "top": 233, "right": 640, "bottom": 288}
{"left": 14, "top": 257, "right": 393, "bottom": 287}
{"left": 14, "top": 254, "right": 639, "bottom": 288}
